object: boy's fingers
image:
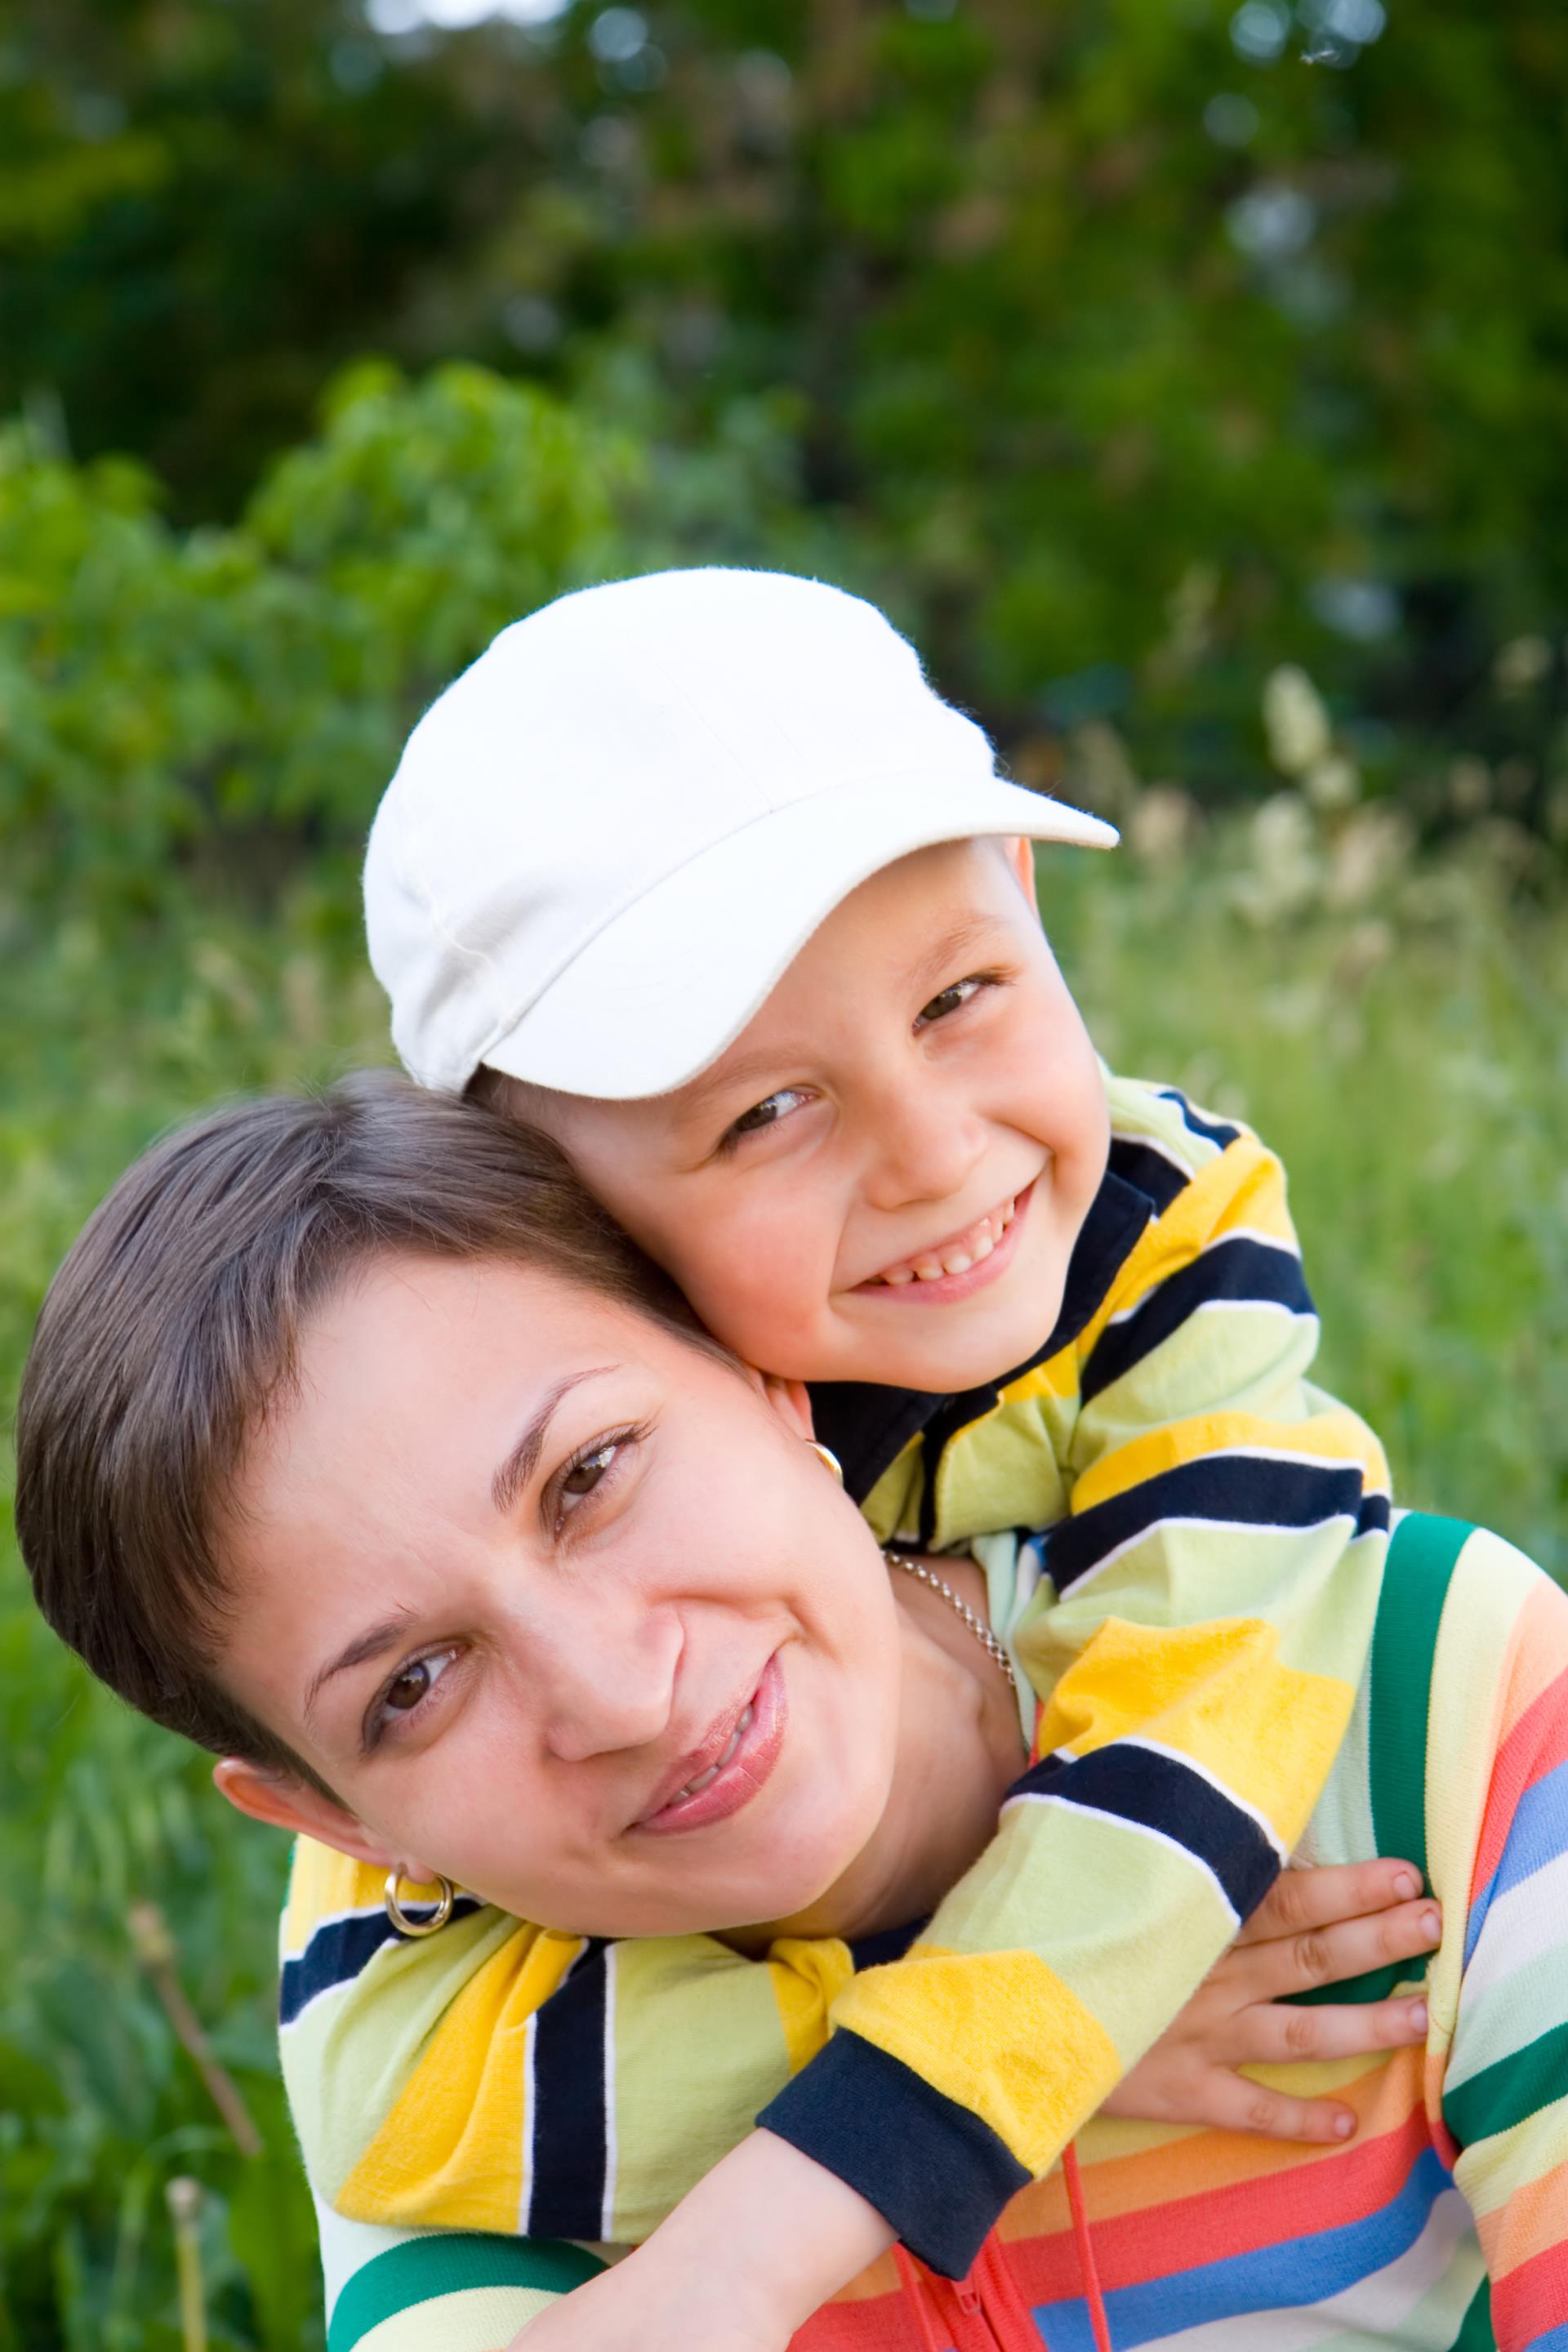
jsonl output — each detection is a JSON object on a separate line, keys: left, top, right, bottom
{"left": 1234, "top": 1897, "right": 1441, "bottom": 2001}
{"left": 1197, "top": 2075, "right": 1362, "bottom": 2145}
{"left": 1229, "top": 1994, "right": 1430, "bottom": 2067}
{"left": 1235, "top": 1860, "right": 1423, "bottom": 1946}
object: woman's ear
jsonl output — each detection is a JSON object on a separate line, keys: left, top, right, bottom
{"left": 760, "top": 1372, "right": 816, "bottom": 1442}
{"left": 212, "top": 1756, "right": 407, "bottom": 1874}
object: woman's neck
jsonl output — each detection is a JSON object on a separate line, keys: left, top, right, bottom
{"left": 731, "top": 1557, "right": 1027, "bottom": 1951}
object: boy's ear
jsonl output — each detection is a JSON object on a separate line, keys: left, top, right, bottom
{"left": 1000, "top": 835, "right": 1044, "bottom": 922}
{"left": 212, "top": 1756, "right": 409, "bottom": 1875}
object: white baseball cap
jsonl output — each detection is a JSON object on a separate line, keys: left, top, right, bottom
{"left": 364, "top": 568, "right": 1117, "bottom": 1099}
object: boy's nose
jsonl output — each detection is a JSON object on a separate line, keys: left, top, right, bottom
{"left": 859, "top": 1091, "right": 987, "bottom": 1213}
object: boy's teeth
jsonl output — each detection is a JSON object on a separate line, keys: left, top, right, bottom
{"left": 672, "top": 1704, "right": 753, "bottom": 1803}
{"left": 874, "top": 1196, "right": 1016, "bottom": 1286}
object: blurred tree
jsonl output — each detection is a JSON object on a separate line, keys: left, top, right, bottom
{"left": 3, "top": 0, "right": 1567, "bottom": 804}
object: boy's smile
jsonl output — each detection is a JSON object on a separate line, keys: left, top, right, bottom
{"left": 516, "top": 837, "right": 1111, "bottom": 1392}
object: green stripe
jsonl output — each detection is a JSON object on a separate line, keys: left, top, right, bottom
{"left": 1443, "top": 2016, "right": 1568, "bottom": 2149}
{"left": 1294, "top": 1513, "right": 1472, "bottom": 2010}
{"left": 328, "top": 2234, "right": 604, "bottom": 2352}
{"left": 1449, "top": 2274, "right": 1495, "bottom": 2350}
{"left": 1369, "top": 1513, "right": 1474, "bottom": 1891}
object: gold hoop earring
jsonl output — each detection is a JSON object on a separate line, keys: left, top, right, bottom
{"left": 384, "top": 1869, "right": 456, "bottom": 1938}
{"left": 808, "top": 1440, "right": 844, "bottom": 1485}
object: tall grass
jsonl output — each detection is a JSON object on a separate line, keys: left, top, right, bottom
{"left": 2, "top": 819, "right": 1564, "bottom": 2346}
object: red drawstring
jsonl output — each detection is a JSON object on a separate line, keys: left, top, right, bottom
{"left": 892, "top": 2244, "right": 947, "bottom": 2352}
{"left": 1062, "top": 2143, "right": 1112, "bottom": 2352}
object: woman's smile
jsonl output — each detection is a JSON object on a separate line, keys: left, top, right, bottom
{"left": 633, "top": 1652, "right": 787, "bottom": 1834}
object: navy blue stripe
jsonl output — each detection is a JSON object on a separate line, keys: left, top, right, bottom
{"left": 527, "top": 1939, "right": 611, "bottom": 2240}
{"left": 1080, "top": 1235, "right": 1315, "bottom": 1404}
{"left": 1107, "top": 1135, "right": 1190, "bottom": 1216}
{"left": 759, "top": 2029, "right": 1027, "bottom": 2278}
{"left": 849, "top": 1917, "right": 926, "bottom": 1971}
{"left": 278, "top": 1896, "right": 484, "bottom": 2026}
{"left": 1046, "top": 1451, "right": 1386, "bottom": 1593}
{"left": 1011, "top": 1742, "right": 1280, "bottom": 1922}
{"left": 1156, "top": 1087, "right": 1242, "bottom": 1151}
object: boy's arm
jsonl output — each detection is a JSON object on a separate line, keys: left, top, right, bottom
{"left": 760, "top": 1089, "right": 1393, "bottom": 2274}
{"left": 1436, "top": 1531, "right": 1568, "bottom": 2350}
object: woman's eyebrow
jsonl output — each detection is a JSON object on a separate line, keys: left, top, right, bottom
{"left": 490, "top": 1365, "right": 617, "bottom": 1517}
{"left": 304, "top": 1606, "right": 419, "bottom": 1727}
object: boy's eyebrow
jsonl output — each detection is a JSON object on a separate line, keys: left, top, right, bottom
{"left": 672, "top": 908, "right": 1010, "bottom": 1130}
{"left": 301, "top": 1367, "right": 617, "bottom": 1723}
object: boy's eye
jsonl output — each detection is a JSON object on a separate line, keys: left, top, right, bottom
{"left": 561, "top": 1439, "right": 621, "bottom": 1499}
{"left": 918, "top": 974, "right": 988, "bottom": 1026}
{"left": 726, "top": 1086, "right": 813, "bottom": 1143}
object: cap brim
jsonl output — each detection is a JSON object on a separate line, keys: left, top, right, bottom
{"left": 479, "top": 772, "right": 1115, "bottom": 1102}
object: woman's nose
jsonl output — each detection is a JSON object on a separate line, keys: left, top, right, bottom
{"left": 532, "top": 1615, "right": 679, "bottom": 1766}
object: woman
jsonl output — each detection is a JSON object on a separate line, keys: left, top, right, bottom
{"left": 17, "top": 1076, "right": 1566, "bottom": 2350}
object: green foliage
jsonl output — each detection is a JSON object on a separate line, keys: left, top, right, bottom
{"left": 6, "top": 0, "right": 1568, "bottom": 803}
{"left": 0, "top": 364, "right": 630, "bottom": 913}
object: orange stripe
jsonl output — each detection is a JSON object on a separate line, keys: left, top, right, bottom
{"left": 996, "top": 2048, "right": 1425, "bottom": 2236}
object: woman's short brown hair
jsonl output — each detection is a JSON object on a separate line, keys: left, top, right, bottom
{"left": 16, "top": 1070, "right": 722, "bottom": 1785}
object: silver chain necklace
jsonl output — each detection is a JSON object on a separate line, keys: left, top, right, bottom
{"left": 885, "top": 1552, "right": 1018, "bottom": 1692}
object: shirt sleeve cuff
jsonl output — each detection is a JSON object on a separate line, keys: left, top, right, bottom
{"left": 756, "top": 2029, "right": 1027, "bottom": 2279}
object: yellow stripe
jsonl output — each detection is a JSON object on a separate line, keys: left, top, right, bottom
{"left": 1034, "top": 1614, "right": 1352, "bottom": 1846}
{"left": 1425, "top": 1529, "right": 1540, "bottom": 2057}
{"left": 282, "top": 1838, "right": 385, "bottom": 1958}
{"left": 338, "top": 1933, "right": 583, "bottom": 2230}
{"left": 767, "top": 1936, "right": 854, "bottom": 2075}
{"left": 1461, "top": 2091, "right": 1568, "bottom": 2226}
{"left": 834, "top": 1944, "right": 1122, "bottom": 2177}
{"left": 1069, "top": 1403, "right": 1388, "bottom": 1518}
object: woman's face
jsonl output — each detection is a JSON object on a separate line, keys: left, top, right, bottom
{"left": 216, "top": 1252, "right": 903, "bottom": 1937}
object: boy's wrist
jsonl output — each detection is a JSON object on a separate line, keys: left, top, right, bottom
{"left": 644, "top": 2129, "right": 896, "bottom": 2331}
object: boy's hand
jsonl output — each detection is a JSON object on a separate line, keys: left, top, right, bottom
{"left": 506, "top": 2130, "right": 893, "bottom": 2352}
{"left": 1103, "top": 1858, "right": 1440, "bottom": 2142}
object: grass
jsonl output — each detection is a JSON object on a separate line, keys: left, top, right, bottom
{"left": 2, "top": 819, "right": 1564, "bottom": 2347}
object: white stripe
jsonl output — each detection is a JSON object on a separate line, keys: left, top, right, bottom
{"left": 1064, "top": 1505, "right": 1364, "bottom": 1601}
{"left": 1462, "top": 1842, "right": 1568, "bottom": 2008}
{"left": 599, "top": 1944, "right": 618, "bottom": 2243}
{"left": 1134, "top": 2184, "right": 1476, "bottom": 2348}
{"left": 1116, "top": 1734, "right": 1292, "bottom": 1862}
{"left": 314, "top": 2193, "right": 434, "bottom": 2320}
{"left": 519, "top": 2011, "right": 538, "bottom": 2235}
{"left": 999, "top": 1788, "right": 1241, "bottom": 1930}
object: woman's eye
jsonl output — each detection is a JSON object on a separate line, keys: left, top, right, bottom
{"left": 378, "top": 1648, "right": 457, "bottom": 1727}
{"left": 918, "top": 974, "right": 987, "bottom": 1026}
{"left": 726, "top": 1086, "right": 813, "bottom": 1143}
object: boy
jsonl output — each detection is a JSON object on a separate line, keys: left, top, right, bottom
{"left": 294, "top": 569, "right": 1394, "bottom": 2332}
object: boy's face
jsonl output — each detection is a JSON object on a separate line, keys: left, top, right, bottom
{"left": 522, "top": 838, "right": 1110, "bottom": 1392}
